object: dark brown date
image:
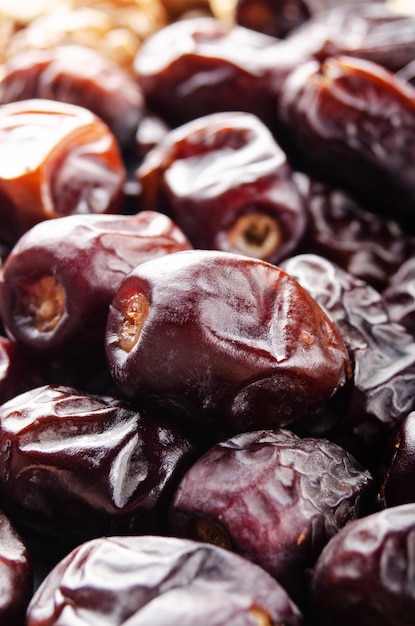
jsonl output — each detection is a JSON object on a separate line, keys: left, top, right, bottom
{"left": 133, "top": 16, "right": 314, "bottom": 131}
{"left": 26, "top": 535, "right": 303, "bottom": 625}
{"left": 383, "top": 256, "right": 415, "bottom": 335}
{"left": 0, "top": 335, "right": 43, "bottom": 404}
{"left": 311, "top": 503, "right": 415, "bottom": 626}
{"left": 137, "top": 112, "right": 307, "bottom": 265}
{"left": 378, "top": 410, "right": 415, "bottom": 508}
{"left": 0, "top": 509, "right": 33, "bottom": 626}
{"left": 169, "top": 428, "right": 374, "bottom": 606}
{"left": 0, "top": 211, "right": 191, "bottom": 359}
{"left": 286, "top": 3, "right": 415, "bottom": 72}
{"left": 0, "top": 44, "right": 145, "bottom": 149}
{"left": 0, "top": 99, "right": 126, "bottom": 244}
{"left": 282, "top": 253, "right": 415, "bottom": 469}
{"left": 105, "top": 249, "right": 351, "bottom": 433}
{"left": 278, "top": 55, "right": 415, "bottom": 226}
{"left": 295, "top": 174, "right": 415, "bottom": 292}
{"left": 0, "top": 384, "right": 196, "bottom": 556}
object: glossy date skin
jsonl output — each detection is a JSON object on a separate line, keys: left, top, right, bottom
{"left": 0, "top": 385, "right": 196, "bottom": 557}
{"left": 0, "top": 44, "right": 145, "bottom": 149}
{"left": 133, "top": 16, "right": 314, "bottom": 131}
{"left": 378, "top": 411, "right": 415, "bottom": 508}
{"left": 0, "top": 510, "right": 33, "bottom": 626}
{"left": 311, "top": 503, "right": 415, "bottom": 626}
{"left": 278, "top": 55, "right": 415, "bottom": 226}
{"left": 383, "top": 256, "right": 415, "bottom": 335}
{"left": 105, "top": 249, "right": 351, "bottom": 433}
{"left": 282, "top": 253, "right": 415, "bottom": 469}
{"left": 296, "top": 174, "right": 415, "bottom": 292}
{"left": 0, "top": 211, "right": 191, "bottom": 359}
{"left": 26, "top": 535, "right": 303, "bottom": 626}
{"left": 137, "top": 112, "right": 307, "bottom": 265}
{"left": 169, "top": 428, "right": 374, "bottom": 606}
{"left": 0, "top": 99, "right": 126, "bottom": 244}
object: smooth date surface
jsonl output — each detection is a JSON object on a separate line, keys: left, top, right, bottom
{"left": 170, "top": 428, "right": 374, "bottom": 605}
{"left": 138, "top": 111, "right": 306, "bottom": 265}
{"left": 311, "top": 503, "right": 415, "bottom": 626}
{"left": 105, "top": 249, "right": 351, "bottom": 433}
{"left": 0, "top": 211, "right": 192, "bottom": 358}
{"left": 0, "top": 384, "right": 196, "bottom": 555}
{"left": 0, "top": 98, "right": 126, "bottom": 244}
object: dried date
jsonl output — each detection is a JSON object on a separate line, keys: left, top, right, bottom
{"left": 278, "top": 54, "right": 415, "bottom": 227}
{"left": 0, "top": 211, "right": 191, "bottom": 360}
{"left": 137, "top": 111, "right": 307, "bottom": 265}
{"left": 26, "top": 534, "right": 303, "bottom": 625}
{"left": 0, "top": 44, "right": 145, "bottom": 149}
{"left": 282, "top": 253, "right": 415, "bottom": 469}
{"left": 105, "top": 249, "right": 351, "bottom": 433}
{"left": 0, "top": 99, "right": 126, "bottom": 244}
{"left": 383, "top": 256, "right": 415, "bottom": 335}
{"left": 0, "top": 509, "right": 33, "bottom": 626}
{"left": 169, "top": 428, "right": 374, "bottom": 606}
{"left": 0, "top": 384, "right": 196, "bottom": 556}
{"left": 311, "top": 503, "right": 415, "bottom": 626}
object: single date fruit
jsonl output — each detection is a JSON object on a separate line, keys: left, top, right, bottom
{"left": 0, "top": 211, "right": 191, "bottom": 359}
{"left": 105, "top": 249, "right": 351, "bottom": 433}
{"left": 278, "top": 55, "right": 415, "bottom": 226}
{"left": 282, "top": 253, "right": 415, "bottom": 469}
{"left": 0, "top": 509, "right": 33, "bottom": 626}
{"left": 311, "top": 503, "right": 415, "bottom": 626}
{"left": 0, "top": 44, "right": 145, "bottom": 149}
{"left": 0, "top": 98, "right": 126, "bottom": 244}
{"left": 26, "top": 534, "right": 304, "bottom": 626}
{"left": 0, "top": 384, "right": 196, "bottom": 556}
{"left": 169, "top": 428, "right": 374, "bottom": 606}
{"left": 137, "top": 111, "right": 307, "bottom": 265}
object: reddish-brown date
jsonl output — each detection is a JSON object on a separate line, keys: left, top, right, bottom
{"left": 26, "top": 535, "right": 304, "bottom": 626}
{"left": 0, "top": 509, "right": 33, "bottom": 626}
{"left": 169, "top": 428, "right": 374, "bottom": 607}
{"left": 137, "top": 112, "right": 307, "bottom": 265}
{"left": 286, "top": 3, "right": 415, "bottom": 73}
{"left": 311, "top": 503, "right": 415, "bottom": 626}
{"left": 0, "top": 211, "right": 191, "bottom": 360}
{"left": 105, "top": 249, "right": 351, "bottom": 433}
{"left": 278, "top": 55, "right": 415, "bottom": 226}
{"left": 295, "top": 174, "right": 415, "bottom": 292}
{"left": 0, "top": 99, "right": 126, "bottom": 244}
{"left": 133, "top": 16, "right": 314, "bottom": 131}
{"left": 282, "top": 253, "right": 415, "bottom": 469}
{"left": 378, "top": 411, "right": 415, "bottom": 508}
{"left": 0, "top": 384, "right": 196, "bottom": 557}
{"left": 0, "top": 44, "right": 145, "bottom": 149}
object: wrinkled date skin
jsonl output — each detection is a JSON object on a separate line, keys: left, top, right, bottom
{"left": 287, "top": 3, "right": 415, "bottom": 73}
{"left": 282, "top": 253, "right": 415, "bottom": 469}
{"left": 0, "top": 211, "right": 191, "bottom": 359}
{"left": 0, "top": 510, "right": 33, "bottom": 626}
{"left": 0, "top": 44, "right": 145, "bottom": 149}
{"left": 169, "top": 428, "right": 374, "bottom": 607}
{"left": 133, "top": 16, "right": 313, "bottom": 131}
{"left": 26, "top": 535, "right": 303, "bottom": 626}
{"left": 0, "top": 384, "right": 196, "bottom": 556}
{"left": 0, "top": 99, "right": 126, "bottom": 244}
{"left": 278, "top": 55, "right": 415, "bottom": 226}
{"left": 378, "top": 411, "right": 415, "bottom": 508}
{"left": 105, "top": 249, "right": 351, "bottom": 433}
{"left": 235, "top": 0, "right": 379, "bottom": 40}
{"left": 383, "top": 256, "right": 415, "bottom": 335}
{"left": 137, "top": 112, "right": 307, "bottom": 265}
{"left": 311, "top": 503, "right": 415, "bottom": 626}
{"left": 296, "top": 174, "right": 415, "bottom": 292}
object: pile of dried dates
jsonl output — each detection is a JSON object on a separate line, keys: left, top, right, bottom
{"left": 1, "top": 0, "right": 415, "bottom": 624}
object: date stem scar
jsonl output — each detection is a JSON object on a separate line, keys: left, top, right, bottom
{"left": 191, "top": 517, "right": 232, "bottom": 550}
{"left": 118, "top": 292, "right": 150, "bottom": 352}
{"left": 19, "top": 275, "right": 65, "bottom": 332}
{"left": 228, "top": 212, "right": 282, "bottom": 259}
